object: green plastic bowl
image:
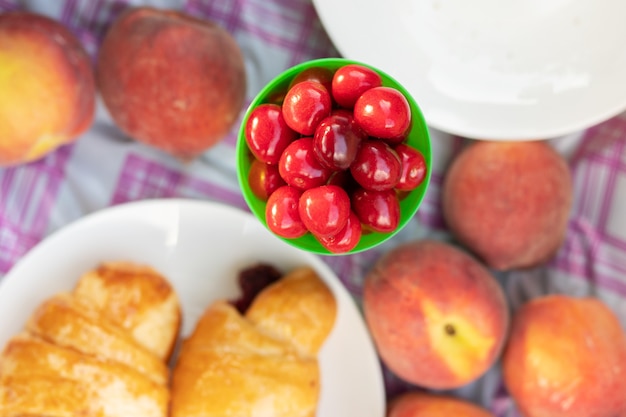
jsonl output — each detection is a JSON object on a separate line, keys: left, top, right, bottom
{"left": 236, "top": 57, "right": 432, "bottom": 255}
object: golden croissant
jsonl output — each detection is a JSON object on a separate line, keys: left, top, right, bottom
{"left": 171, "top": 266, "right": 338, "bottom": 417}
{"left": 0, "top": 262, "right": 181, "bottom": 417}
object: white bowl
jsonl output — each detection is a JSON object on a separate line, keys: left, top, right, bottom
{"left": 0, "top": 199, "right": 385, "bottom": 417}
{"left": 313, "top": 0, "right": 626, "bottom": 140}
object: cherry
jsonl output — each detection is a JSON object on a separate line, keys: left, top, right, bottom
{"left": 245, "top": 103, "right": 298, "bottom": 164}
{"left": 313, "top": 113, "right": 364, "bottom": 170}
{"left": 317, "top": 211, "right": 362, "bottom": 254}
{"left": 350, "top": 139, "right": 401, "bottom": 191}
{"left": 289, "top": 67, "right": 335, "bottom": 95}
{"left": 248, "top": 159, "right": 287, "bottom": 200}
{"left": 351, "top": 188, "right": 400, "bottom": 233}
{"left": 394, "top": 143, "right": 427, "bottom": 191}
{"left": 332, "top": 64, "right": 382, "bottom": 109}
{"left": 265, "top": 186, "right": 307, "bottom": 239}
{"left": 299, "top": 185, "right": 351, "bottom": 238}
{"left": 282, "top": 80, "right": 332, "bottom": 135}
{"left": 354, "top": 86, "right": 411, "bottom": 140}
{"left": 279, "top": 137, "right": 331, "bottom": 190}
{"left": 332, "top": 108, "right": 369, "bottom": 139}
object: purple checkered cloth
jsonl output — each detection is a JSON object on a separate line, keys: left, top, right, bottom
{"left": 1, "top": 1, "right": 625, "bottom": 415}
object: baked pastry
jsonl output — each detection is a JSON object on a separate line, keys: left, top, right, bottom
{"left": 171, "top": 266, "right": 337, "bottom": 417}
{"left": 0, "top": 333, "right": 169, "bottom": 416}
{"left": 0, "top": 261, "right": 181, "bottom": 417}
{"left": 26, "top": 292, "right": 168, "bottom": 385}
{"left": 73, "top": 261, "right": 182, "bottom": 362}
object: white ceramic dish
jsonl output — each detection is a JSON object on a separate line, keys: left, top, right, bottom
{"left": 313, "top": 0, "right": 626, "bottom": 140}
{"left": 0, "top": 199, "right": 385, "bottom": 417}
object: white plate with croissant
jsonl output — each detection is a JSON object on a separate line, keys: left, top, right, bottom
{"left": 0, "top": 198, "right": 385, "bottom": 417}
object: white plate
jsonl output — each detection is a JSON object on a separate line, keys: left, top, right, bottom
{"left": 0, "top": 199, "right": 385, "bottom": 417}
{"left": 313, "top": 0, "right": 626, "bottom": 140}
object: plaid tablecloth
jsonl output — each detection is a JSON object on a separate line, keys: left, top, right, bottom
{"left": 1, "top": 0, "right": 625, "bottom": 415}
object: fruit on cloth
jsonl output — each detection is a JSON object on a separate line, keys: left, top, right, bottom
{"left": 388, "top": 391, "right": 496, "bottom": 417}
{"left": 442, "top": 140, "right": 573, "bottom": 271}
{"left": 97, "top": 7, "right": 246, "bottom": 159}
{"left": 244, "top": 63, "right": 429, "bottom": 253}
{"left": 363, "top": 240, "right": 509, "bottom": 389}
{"left": 0, "top": 12, "right": 95, "bottom": 166}
{"left": 502, "top": 295, "right": 626, "bottom": 417}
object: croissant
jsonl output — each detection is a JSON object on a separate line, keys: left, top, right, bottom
{"left": 171, "top": 266, "right": 338, "bottom": 417}
{"left": 0, "top": 261, "right": 181, "bottom": 417}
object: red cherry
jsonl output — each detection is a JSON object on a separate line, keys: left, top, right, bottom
{"left": 313, "top": 113, "right": 364, "bottom": 170}
{"left": 279, "top": 137, "right": 331, "bottom": 190}
{"left": 245, "top": 103, "right": 298, "bottom": 164}
{"left": 317, "top": 211, "right": 362, "bottom": 254}
{"left": 248, "top": 159, "right": 287, "bottom": 201}
{"left": 394, "top": 143, "right": 427, "bottom": 191}
{"left": 282, "top": 80, "right": 332, "bottom": 135}
{"left": 351, "top": 188, "right": 400, "bottom": 233}
{"left": 332, "top": 64, "right": 382, "bottom": 109}
{"left": 289, "top": 67, "right": 335, "bottom": 95}
{"left": 265, "top": 186, "right": 307, "bottom": 239}
{"left": 299, "top": 185, "right": 351, "bottom": 238}
{"left": 350, "top": 139, "right": 401, "bottom": 191}
{"left": 354, "top": 86, "right": 411, "bottom": 140}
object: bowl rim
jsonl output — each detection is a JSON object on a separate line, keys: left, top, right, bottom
{"left": 236, "top": 57, "right": 432, "bottom": 255}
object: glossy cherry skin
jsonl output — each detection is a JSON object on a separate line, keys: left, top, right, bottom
{"left": 394, "top": 143, "right": 427, "bottom": 191}
{"left": 298, "top": 185, "right": 351, "bottom": 238}
{"left": 351, "top": 188, "right": 400, "bottom": 233}
{"left": 354, "top": 86, "right": 411, "bottom": 140}
{"left": 282, "top": 80, "right": 332, "bottom": 135}
{"left": 245, "top": 103, "right": 298, "bottom": 164}
{"left": 248, "top": 159, "right": 287, "bottom": 200}
{"left": 265, "top": 185, "right": 307, "bottom": 239}
{"left": 317, "top": 210, "right": 362, "bottom": 253}
{"left": 279, "top": 137, "right": 331, "bottom": 190}
{"left": 350, "top": 139, "right": 401, "bottom": 191}
{"left": 313, "top": 113, "right": 365, "bottom": 170}
{"left": 332, "top": 64, "right": 382, "bottom": 109}
{"left": 289, "top": 67, "right": 334, "bottom": 95}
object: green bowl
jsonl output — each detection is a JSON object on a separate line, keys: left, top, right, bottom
{"left": 236, "top": 57, "right": 432, "bottom": 255}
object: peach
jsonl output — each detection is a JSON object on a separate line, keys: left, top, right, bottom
{"left": 442, "top": 141, "right": 573, "bottom": 271}
{"left": 96, "top": 7, "right": 247, "bottom": 159}
{"left": 363, "top": 240, "right": 509, "bottom": 390}
{"left": 388, "top": 391, "right": 495, "bottom": 417}
{"left": 502, "top": 294, "right": 626, "bottom": 417}
{"left": 0, "top": 12, "right": 95, "bottom": 166}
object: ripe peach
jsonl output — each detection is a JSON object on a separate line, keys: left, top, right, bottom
{"left": 502, "top": 295, "right": 626, "bottom": 417}
{"left": 363, "top": 240, "right": 509, "bottom": 390}
{"left": 442, "top": 140, "right": 573, "bottom": 271}
{"left": 0, "top": 12, "right": 95, "bottom": 166}
{"left": 96, "top": 7, "right": 246, "bottom": 159}
{"left": 388, "top": 391, "right": 495, "bottom": 417}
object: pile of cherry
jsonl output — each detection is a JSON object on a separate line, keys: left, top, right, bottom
{"left": 244, "top": 64, "right": 428, "bottom": 254}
